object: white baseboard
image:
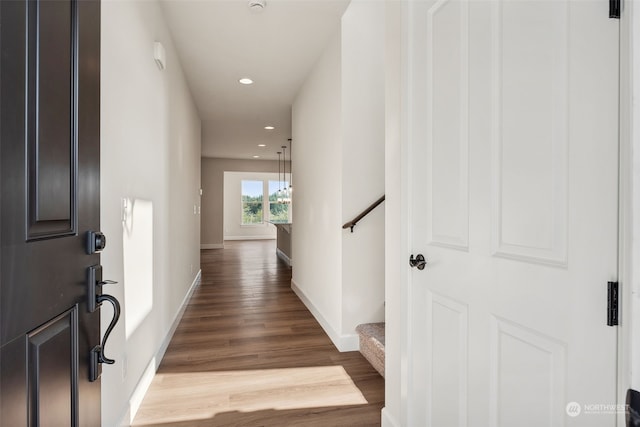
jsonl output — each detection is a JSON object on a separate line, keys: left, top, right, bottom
{"left": 276, "top": 248, "right": 292, "bottom": 267}
{"left": 201, "top": 243, "right": 224, "bottom": 249}
{"left": 381, "top": 407, "right": 400, "bottom": 427}
{"left": 155, "top": 269, "right": 201, "bottom": 363}
{"left": 224, "top": 235, "right": 276, "bottom": 241}
{"left": 120, "top": 270, "right": 202, "bottom": 426}
{"left": 291, "top": 279, "right": 359, "bottom": 352}
{"left": 117, "top": 407, "right": 131, "bottom": 427}
{"left": 124, "top": 357, "right": 156, "bottom": 426}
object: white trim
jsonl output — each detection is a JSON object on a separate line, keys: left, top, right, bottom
{"left": 381, "top": 407, "right": 400, "bottom": 427}
{"left": 620, "top": 3, "right": 635, "bottom": 425}
{"left": 384, "top": 3, "right": 408, "bottom": 427}
{"left": 124, "top": 357, "right": 156, "bottom": 426}
{"left": 291, "top": 279, "right": 359, "bottom": 352}
{"left": 201, "top": 243, "right": 224, "bottom": 249}
{"left": 116, "top": 405, "right": 132, "bottom": 426}
{"left": 223, "top": 235, "right": 276, "bottom": 241}
{"left": 155, "top": 270, "right": 201, "bottom": 362}
{"left": 400, "top": 2, "right": 413, "bottom": 425}
{"left": 276, "top": 248, "right": 292, "bottom": 267}
{"left": 118, "top": 270, "right": 202, "bottom": 426}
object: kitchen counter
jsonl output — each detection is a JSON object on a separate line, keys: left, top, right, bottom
{"left": 269, "top": 222, "right": 292, "bottom": 267}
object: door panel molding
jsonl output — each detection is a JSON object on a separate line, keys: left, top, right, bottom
{"left": 426, "top": 0, "right": 470, "bottom": 251}
{"left": 27, "top": 307, "right": 79, "bottom": 427}
{"left": 489, "top": 316, "right": 566, "bottom": 427}
{"left": 490, "top": 0, "right": 569, "bottom": 267}
{"left": 426, "top": 291, "right": 468, "bottom": 427}
{"left": 26, "top": 0, "right": 78, "bottom": 240}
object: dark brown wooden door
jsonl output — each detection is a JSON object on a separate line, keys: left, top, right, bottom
{"left": 0, "top": 0, "right": 102, "bottom": 425}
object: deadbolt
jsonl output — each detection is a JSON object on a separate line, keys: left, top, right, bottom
{"left": 86, "top": 231, "right": 107, "bottom": 254}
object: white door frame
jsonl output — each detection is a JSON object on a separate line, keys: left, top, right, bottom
{"left": 619, "top": 0, "right": 637, "bottom": 425}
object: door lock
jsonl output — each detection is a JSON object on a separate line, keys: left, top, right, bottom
{"left": 86, "top": 230, "right": 107, "bottom": 254}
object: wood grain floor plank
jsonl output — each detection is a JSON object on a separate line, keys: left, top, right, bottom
{"left": 132, "top": 240, "right": 384, "bottom": 426}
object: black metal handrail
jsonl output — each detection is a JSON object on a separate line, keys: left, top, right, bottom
{"left": 342, "top": 195, "right": 385, "bottom": 233}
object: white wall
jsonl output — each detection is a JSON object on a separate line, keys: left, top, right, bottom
{"left": 223, "top": 171, "right": 288, "bottom": 240}
{"left": 291, "top": 30, "right": 344, "bottom": 347}
{"left": 101, "top": 1, "right": 201, "bottom": 425}
{"left": 291, "top": 1, "right": 386, "bottom": 352}
{"left": 341, "top": 0, "right": 386, "bottom": 339}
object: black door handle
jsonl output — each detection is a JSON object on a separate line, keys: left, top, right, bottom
{"left": 95, "top": 294, "right": 120, "bottom": 364}
{"left": 409, "top": 254, "right": 427, "bottom": 270}
{"left": 87, "top": 263, "right": 122, "bottom": 381}
{"left": 89, "top": 293, "right": 121, "bottom": 382}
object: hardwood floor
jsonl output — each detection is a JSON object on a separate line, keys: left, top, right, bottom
{"left": 132, "top": 240, "right": 384, "bottom": 426}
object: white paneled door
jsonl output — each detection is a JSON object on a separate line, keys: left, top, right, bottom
{"left": 406, "top": 0, "right": 620, "bottom": 426}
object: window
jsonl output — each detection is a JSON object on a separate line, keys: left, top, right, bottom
{"left": 241, "top": 180, "right": 264, "bottom": 225}
{"left": 269, "top": 180, "right": 290, "bottom": 222}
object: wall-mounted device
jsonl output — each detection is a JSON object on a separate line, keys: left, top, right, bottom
{"left": 154, "top": 41, "right": 166, "bottom": 70}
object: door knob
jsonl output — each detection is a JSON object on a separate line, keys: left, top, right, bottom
{"left": 409, "top": 254, "right": 427, "bottom": 270}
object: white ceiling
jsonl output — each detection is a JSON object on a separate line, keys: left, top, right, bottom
{"left": 161, "top": 0, "right": 350, "bottom": 160}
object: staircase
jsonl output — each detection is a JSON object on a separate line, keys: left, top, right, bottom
{"left": 355, "top": 322, "right": 385, "bottom": 378}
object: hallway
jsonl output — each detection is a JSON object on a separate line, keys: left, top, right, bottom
{"left": 132, "top": 240, "right": 384, "bottom": 426}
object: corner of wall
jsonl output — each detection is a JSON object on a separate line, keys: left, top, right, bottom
{"left": 381, "top": 407, "right": 401, "bottom": 427}
{"left": 340, "top": 0, "right": 386, "bottom": 342}
{"left": 291, "top": 279, "right": 358, "bottom": 352}
{"left": 291, "top": 28, "right": 344, "bottom": 352}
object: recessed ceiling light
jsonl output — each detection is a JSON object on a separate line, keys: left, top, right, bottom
{"left": 264, "top": 126, "right": 275, "bottom": 130}
{"left": 252, "top": 155, "right": 260, "bottom": 158}
{"left": 258, "top": 144, "right": 266, "bottom": 147}
{"left": 239, "top": 78, "right": 253, "bottom": 85}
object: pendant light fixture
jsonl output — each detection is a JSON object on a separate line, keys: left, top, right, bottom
{"left": 288, "top": 138, "right": 293, "bottom": 194}
{"left": 277, "top": 151, "right": 282, "bottom": 204}
{"left": 284, "top": 147, "right": 288, "bottom": 203}
{"left": 281, "top": 145, "right": 289, "bottom": 204}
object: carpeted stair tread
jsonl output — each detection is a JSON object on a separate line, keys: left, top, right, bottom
{"left": 356, "top": 322, "right": 385, "bottom": 378}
